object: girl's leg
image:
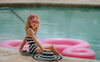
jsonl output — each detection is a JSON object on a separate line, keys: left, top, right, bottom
{"left": 36, "top": 45, "right": 60, "bottom": 56}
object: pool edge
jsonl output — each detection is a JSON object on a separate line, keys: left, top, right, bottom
{"left": 0, "top": 2, "right": 100, "bottom": 8}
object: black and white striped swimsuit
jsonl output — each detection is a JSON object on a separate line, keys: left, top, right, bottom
{"left": 26, "top": 28, "right": 38, "bottom": 54}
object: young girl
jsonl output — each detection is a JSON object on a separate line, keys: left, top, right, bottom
{"left": 19, "top": 14, "right": 60, "bottom": 56}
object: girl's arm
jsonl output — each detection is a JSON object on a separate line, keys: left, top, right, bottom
{"left": 28, "top": 29, "right": 44, "bottom": 51}
{"left": 19, "top": 36, "right": 27, "bottom": 52}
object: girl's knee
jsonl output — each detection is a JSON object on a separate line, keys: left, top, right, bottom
{"left": 50, "top": 45, "right": 54, "bottom": 48}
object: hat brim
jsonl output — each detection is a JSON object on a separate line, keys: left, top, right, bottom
{"left": 33, "top": 54, "right": 62, "bottom": 61}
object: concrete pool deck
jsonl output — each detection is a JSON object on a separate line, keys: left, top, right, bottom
{"left": 0, "top": 0, "right": 100, "bottom": 8}
{"left": 0, "top": 47, "right": 100, "bottom": 62}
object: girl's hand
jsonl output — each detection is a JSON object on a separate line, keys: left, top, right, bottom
{"left": 43, "top": 49, "right": 51, "bottom": 51}
{"left": 19, "top": 50, "right": 27, "bottom": 52}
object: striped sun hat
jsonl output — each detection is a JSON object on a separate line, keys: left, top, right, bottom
{"left": 33, "top": 51, "right": 62, "bottom": 61}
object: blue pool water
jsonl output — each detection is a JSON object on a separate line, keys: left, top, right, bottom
{"left": 0, "top": 7, "right": 100, "bottom": 60}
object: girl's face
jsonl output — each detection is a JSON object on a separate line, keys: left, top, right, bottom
{"left": 30, "top": 17, "right": 40, "bottom": 29}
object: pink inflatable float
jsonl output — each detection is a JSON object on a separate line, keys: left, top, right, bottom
{"left": 0, "top": 38, "right": 96, "bottom": 59}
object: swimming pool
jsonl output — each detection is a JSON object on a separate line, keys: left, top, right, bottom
{"left": 0, "top": 7, "right": 100, "bottom": 60}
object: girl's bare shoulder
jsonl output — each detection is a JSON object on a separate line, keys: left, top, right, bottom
{"left": 26, "top": 28, "right": 33, "bottom": 36}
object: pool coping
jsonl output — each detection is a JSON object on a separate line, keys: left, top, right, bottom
{"left": 0, "top": 2, "right": 100, "bottom": 8}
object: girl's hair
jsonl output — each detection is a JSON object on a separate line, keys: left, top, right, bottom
{"left": 24, "top": 14, "right": 40, "bottom": 34}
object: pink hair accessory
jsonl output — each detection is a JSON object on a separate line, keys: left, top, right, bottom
{"left": 27, "top": 14, "right": 36, "bottom": 20}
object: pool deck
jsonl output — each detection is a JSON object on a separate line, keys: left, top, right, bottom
{"left": 0, "top": 47, "right": 99, "bottom": 62}
{"left": 0, "top": 0, "right": 100, "bottom": 4}
{"left": 0, "top": 0, "right": 100, "bottom": 8}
